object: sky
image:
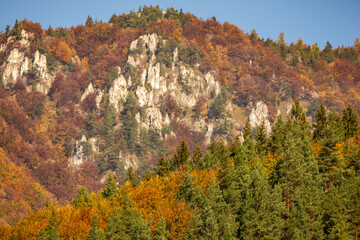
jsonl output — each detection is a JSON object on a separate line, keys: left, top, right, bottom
{"left": 0, "top": 0, "right": 359, "bottom": 49}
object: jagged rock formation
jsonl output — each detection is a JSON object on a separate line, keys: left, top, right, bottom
{"left": 1, "top": 31, "right": 53, "bottom": 94}
{"left": 249, "top": 101, "right": 271, "bottom": 134}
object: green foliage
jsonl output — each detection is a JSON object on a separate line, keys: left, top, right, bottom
{"left": 207, "top": 87, "right": 227, "bottom": 120}
{"left": 101, "top": 175, "right": 118, "bottom": 199}
{"left": 87, "top": 213, "right": 105, "bottom": 240}
{"left": 153, "top": 217, "right": 168, "bottom": 240}
{"left": 177, "top": 172, "right": 195, "bottom": 203}
{"left": 156, "top": 153, "right": 171, "bottom": 176}
{"left": 71, "top": 186, "right": 92, "bottom": 208}
{"left": 38, "top": 210, "right": 60, "bottom": 240}
{"left": 173, "top": 138, "right": 190, "bottom": 168}
{"left": 120, "top": 93, "right": 138, "bottom": 152}
{"left": 155, "top": 38, "right": 179, "bottom": 67}
{"left": 178, "top": 44, "right": 204, "bottom": 66}
{"left": 106, "top": 196, "right": 151, "bottom": 239}
{"left": 342, "top": 106, "right": 359, "bottom": 140}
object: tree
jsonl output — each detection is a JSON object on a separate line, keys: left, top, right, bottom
{"left": 255, "top": 121, "right": 268, "bottom": 155}
{"left": 101, "top": 175, "right": 118, "bottom": 198}
{"left": 126, "top": 166, "right": 139, "bottom": 187}
{"left": 71, "top": 186, "right": 93, "bottom": 208}
{"left": 86, "top": 15, "right": 94, "bottom": 27}
{"left": 313, "top": 104, "right": 328, "bottom": 140}
{"left": 173, "top": 138, "right": 190, "bottom": 167}
{"left": 120, "top": 93, "right": 138, "bottom": 152}
{"left": 321, "top": 41, "right": 334, "bottom": 63}
{"left": 243, "top": 119, "right": 252, "bottom": 141}
{"left": 153, "top": 217, "right": 168, "bottom": 240}
{"left": 177, "top": 172, "right": 195, "bottom": 203}
{"left": 342, "top": 106, "right": 358, "bottom": 140}
{"left": 191, "top": 145, "right": 203, "bottom": 168}
{"left": 156, "top": 153, "right": 171, "bottom": 176}
{"left": 87, "top": 213, "right": 105, "bottom": 240}
{"left": 38, "top": 210, "right": 60, "bottom": 240}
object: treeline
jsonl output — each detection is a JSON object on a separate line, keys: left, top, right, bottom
{"left": 1, "top": 101, "right": 359, "bottom": 239}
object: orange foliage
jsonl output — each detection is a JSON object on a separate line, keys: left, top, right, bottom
{"left": 51, "top": 39, "right": 75, "bottom": 63}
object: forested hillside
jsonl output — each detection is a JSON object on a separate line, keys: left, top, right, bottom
{"left": 0, "top": 6, "right": 359, "bottom": 238}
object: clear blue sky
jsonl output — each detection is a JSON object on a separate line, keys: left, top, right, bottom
{"left": 0, "top": 0, "right": 359, "bottom": 49}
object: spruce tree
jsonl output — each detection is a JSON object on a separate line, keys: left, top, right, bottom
{"left": 173, "top": 138, "right": 190, "bottom": 167}
{"left": 239, "top": 166, "right": 284, "bottom": 239}
{"left": 101, "top": 175, "right": 118, "bottom": 198}
{"left": 313, "top": 104, "right": 328, "bottom": 140}
{"left": 87, "top": 213, "right": 105, "bottom": 240}
{"left": 191, "top": 145, "right": 203, "bottom": 168}
{"left": 156, "top": 153, "right": 171, "bottom": 176}
{"left": 153, "top": 217, "right": 168, "bottom": 240}
{"left": 121, "top": 93, "right": 138, "bottom": 152}
{"left": 342, "top": 106, "right": 358, "bottom": 140}
{"left": 255, "top": 121, "right": 268, "bottom": 155}
{"left": 38, "top": 210, "right": 60, "bottom": 240}
{"left": 177, "top": 172, "right": 195, "bottom": 203}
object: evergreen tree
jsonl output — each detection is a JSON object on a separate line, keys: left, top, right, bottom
{"left": 177, "top": 172, "right": 195, "bottom": 203}
{"left": 126, "top": 166, "right": 139, "bottom": 187}
{"left": 313, "top": 104, "right": 328, "bottom": 140}
{"left": 72, "top": 186, "right": 93, "bottom": 208}
{"left": 153, "top": 217, "right": 168, "bottom": 240}
{"left": 269, "top": 114, "right": 286, "bottom": 154}
{"left": 101, "top": 175, "right": 118, "bottom": 198}
{"left": 255, "top": 121, "right": 268, "bottom": 155}
{"left": 239, "top": 166, "right": 284, "bottom": 239}
{"left": 38, "top": 210, "right": 60, "bottom": 240}
{"left": 243, "top": 119, "right": 252, "bottom": 140}
{"left": 86, "top": 15, "right": 94, "bottom": 26}
{"left": 191, "top": 145, "right": 203, "bottom": 168}
{"left": 290, "top": 99, "right": 309, "bottom": 131}
{"left": 121, "top": 93, "right": 138, "bottom": 152}
{"left": 173, "top": 138, "right": 190, "bottom": 167}
{"left": 156, "top": 153, "right": 171, "bottom": 176}
{"left": 85, "top": 111, "right": 98, "bottom": 138}
{"left": 342, "top": 106, "right": 358, "bottom": 140}
{"left": 321, "top": 41, "right": 335, "bottom": 63}
{"left": 87, "top": 213, "right": 105, "bottom": 240}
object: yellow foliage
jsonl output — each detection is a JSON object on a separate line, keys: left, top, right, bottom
{"left": 262, "top": 151, "right": 279, "bottom": 177}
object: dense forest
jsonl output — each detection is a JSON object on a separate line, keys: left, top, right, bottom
{"left": 0, "top": 5, "right": 359, "bottom": 239}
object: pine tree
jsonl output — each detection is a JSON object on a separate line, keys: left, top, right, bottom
{"left": 243, "top": 119, "right": 252, "bottom": 140}
{"left": 177, "top": 172, "right": 195, "bottom": 203}
{"left": 173, "top": 138, "right": 189, "bottom": 167}
{"left": 71, "top": 186, "right": 93, "bottom": 208}
{"left": 38, "top": 210, "right": 60, "bottom": 240}
{"left": 255, "top": 121, "right": 268, "bottom": 155}
{"left": 239, "top": 166, "right": 284, "bottom": 239}
{"left": 101, "top": 175, "right": 118, "bottom": 198}
{"left": 87, "top": 213, "right": 105, "bottom": 240}
{"left": 126, "top": 166, "right": 139, "bottom": 187}
{"left": 313, "top": 104, "right": 328, "bottom": 140}
{"left": 342, "top": 106, "right": 359, "bottom": 140}
{"left": 86, "top": 15, "right": 94, "bottom": 27}
{"left": 191, "top": 145, "right": 203, "bottom": 168}
{"left": 269, "top": 114, "right": 286, "bottom": 154}
{"left": 156, "top": 153, "right": 171, "bottom": 176}
{"left": 153, "top": 217, "right": 168, "bottom": 240}
{"left": 121, "top": 93, "right": 138, "bottom": 152}
{"left": 290, "top": 99, "right": 309, "bottom": 131}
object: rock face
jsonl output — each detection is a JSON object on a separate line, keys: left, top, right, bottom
{"left": 2, "top": 48, "right": 27, "bottom": 86}
{"left": 69, "top": 135, "right": 88, "bottom": 170}
{"left": 81, "top": 83, "right": 103, "bottom": 109}
{"left": 1, "top": 31, "right": 54, "bottom": 94}
{"left": 108, "top": 33, "right": 220, "bottom": 140}
{"left": 2, "top": 48, "right": 53, "bottom": 94}
{"left": 249, "top": 101, "right": 271, "bottom": 134}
